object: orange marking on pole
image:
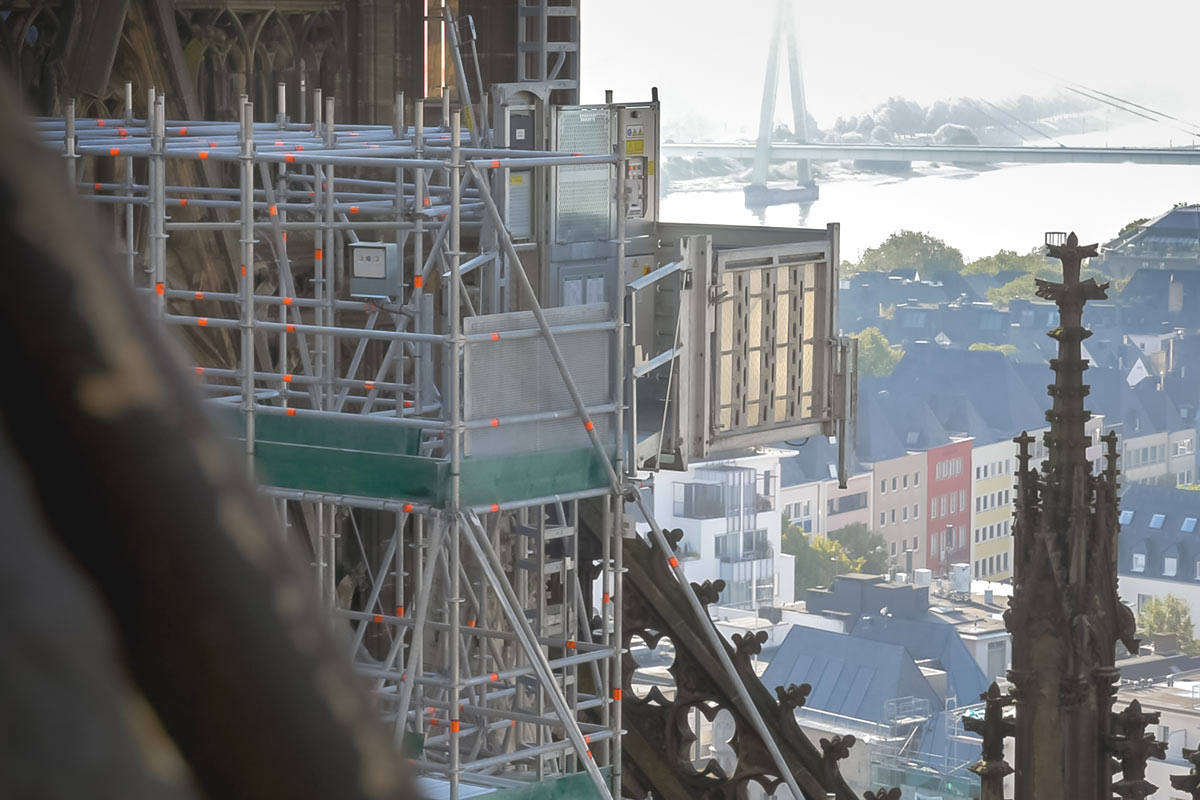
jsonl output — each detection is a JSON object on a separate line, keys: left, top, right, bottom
{"left": 198, "top": 151, "right": 208, "bottom": 160}
{"left": 369, "top": 144, "right": 379, "bottom": 149}
{"left": 403, "top": 504, "right": 413, "bottom": 513}
{"left": 373, "top": 614, "right": 383, "bottom": 623}
{"left": 490, "top": 159, "right": 500, "bottom": 168}
{"left": 282, "top": 296, "right": 294, "bottom": 306}
{"left": 490, "top": 503, "right": 500, "bottom": 513}
{"left": 488, "top": 672, "right": 499, "bottom": 682}
{"left": 423, "top": 197, "right": 431, "bottom": 207}
{"left": 269, "top": 204, "right": 278, "bottom": 216}
{"left": 194, "top": 291, "right": 204, "bottom": 300}
{"left": 403, "top": 400, "right": 414, "bottom": 408}
{"left": 587, "top": 751, "right": 593, "bottom": 760}
{"left": 364, "top": 381, "right": 375, "bottom": 391}
{"left": 612, "top": 689, "right": 622, "bottom": 701}
{"left": 241, "top": 265, "right": 247, "bottom": 276}
{"left": 413, "top": 275, "right": 424, "bottom": 288}
{"left": 510, "top": 720, "right": 517, "bottom": 727}
{"left": 274, "top": 140, "right": 284, "bottom": 147}
{"left": 209, "top": 141, "right": 218, "bottom": 147}
{"left": 194, "top": 367, "right": 204, "bottom": 375}
{"left": 178, "top": 127, "right": 188, "bottom": 136}
{"left": 154, "top": 282, "right": 164, "bottom": 296}
{"left": 96, "top": 119, "right": 106, "bottom": 126}
{"left": 467, "top": 619, "right": 476, "bottom": 628}
{"left": 109, "top": 147, "right": 119, "bottom": 156}
{"left": 118, "top": 128, "right": 128, "bottom": 137}
{"left": 308, "top": 190, "right": 314, "bottom": 198}
{"left": 490, "top": 332, "right": 499, "bottom": 341}
{"left": 584, "top": 420, "right": 594, "bottom": 432}
{"left": 585, "top": 735, "right": 592, "bottom": 744}
{"left": 286, "top": 408, "right": 296, "bottom": 417}
{"left": 350, "top": 205, "right": 359, "bottom": 214}
{"left": 572, "top": 152, "right": 581, "bottom": 157}
{"left": 180, "top": 198, "right": 188, "bottom": 207}
{"left": 197, "top": 317, "right": 208, "bottom": 326}
{"left": 285, "top": 153, "right": 295, "bottom": 163}
{"left": 282, "top": 374, "right": 293, "bottom": 383}
{"left": 429, "top": 719, "right": 438, "bottom": 727}
{"left": 669, "top": 557, "right": 679, "bottom": 568}
{"left": 490, "top": 418, "right": 499, "bottom": 428}
{"left": 566, "top": 639, "right": 577, "bottom": 650}
{"left": 396, "top": 606, "right": 405, "bottom": 617}
{"left": 282, "top": 232, "right": 287, "bottom": 242}
{"left": 439, "top": 214, "right": 446, "bottom": 220}
{"left": 296, "top": 144, "right": 304, "bottom": 151}
{"left": 286, "top": 324, "right": 295, "bottom": 332}
{"left": 314, "top": 249, "right": 323, "bottom": 260}
{"left": 93, "top": 183, "right": 102, "bottom": 191}
{"left": 350, "top": 131, "right": 360, "bottom": 137}
{"left": 450, "top": 721, "right": 460, "bottom": 733}
{"left": 602, "top": 592, "right": 611, "bottom": 604}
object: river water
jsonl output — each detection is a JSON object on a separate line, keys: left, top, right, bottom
{"left": 659, "top": 124, "right": 1200, "bottom": 261}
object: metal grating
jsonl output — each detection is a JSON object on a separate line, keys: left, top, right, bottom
{"left": 709, "top": 243, "right": 832, "bottom": 450}
{"left": 463, "top": 304, "right": 615, "bottom": 457}
{"left": 555, "top": 106, "right": 612, "bottom": 244}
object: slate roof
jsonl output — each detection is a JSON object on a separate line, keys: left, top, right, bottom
{"left": 1117, "top": 485, "right": 1200, "bottom": 582}
{"left": 761, "top": 626, "right": 939, "bottom": 723}
{"left": 852, "top": 616, "right": 990, "bottom": 706}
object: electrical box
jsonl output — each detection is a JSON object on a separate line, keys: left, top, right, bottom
{"left": 349, "top": 241, "right": 401, "bottom": 298}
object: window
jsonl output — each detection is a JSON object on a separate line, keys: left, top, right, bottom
{"left": 1137, "top": 594, "right": 1152, "bottom": 612}
{"left": 903, "top": 475, "right": 909, "bottom": 489}
{"left": 975, "top": 528, "right": 980, "bottom": 543}
{"left": 902, "top": 506, "right": 909, "bottom": 521}
{"left": 1179, "top": 471, "right": 1195, "bottom": 487}
{"left": 1164, "top": 556, "right": 1178, "bottom": 577}
{"left": 975, "top": 561, "right": 981, "bottom": 578}
{"left": 931, "top": 499, "right": 938, "bottom": 519}
{"left": 1003, "top": 553, "right": 1009, "bottom": 571}
{"left": 1150, "top": 514, "right": 1166, "bottom": 529}
{"left": 914, "top": 473, "right": 920, "bottom": 487}
{"left": 891, "top": 509, "right": 896, "bottom": 524}
{"left": 1176, "top": 438, "right": 1195, "bottom": 456}
{"left": 988, "top": 556, "right": 995, "bottom": 574}
{"left": 1132, "top": 553, "right": 1146, "bottom": 572}
{"left": 913, "top": 537, "right": 920, "bottom": 551}
{"left": 976, "top": 497, "right": 982, "bottom": 512}
{"left": 950, "top": 494, "right": 957, "bottom": 514}
{"left": 941, "top": 495, "right": 947, "bottom": 516}
{"left": 1194, "top": 560, "right": 1200, "bottom": 580}
{"left": 1003, "top": 490, "right": 1010, "bottom": 505}
{"left": 715, "top": 533, "right": 738, "bottom": 559}
{"left": 891, "top": 477, "right": 898, "bottom": 492}
{"left": 881, "top": 479, "right": 887, "bottom": 494}
{"left": 976, "top": 466, "right": 982, "bottom": 479}
{"left": 880, "top": 512, "right": 886, "bottom": 527}
{"left": 891, "top": 542, "right": 897, "bottom": 556}
{"left": 913, "top": 503, "right": 920, "bottom": 520}
{"left": 1184, "top": 517, "right": 1198, "bottom": 533}
{"left": 1005, "top": 458, "right": 1011, "bottom": 474}
{"left": 1119, "top": 509, "right": 1133, "bottom": 525}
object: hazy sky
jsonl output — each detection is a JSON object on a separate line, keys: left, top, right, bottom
{"left": 581, "top": 1, "right": 1200, "bottom": 141}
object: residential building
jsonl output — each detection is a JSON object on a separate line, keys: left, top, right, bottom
{"left": 648, "top": 450, "right": 794, "bottom": 610}
{"left": 872, "top": 452, "right": 928, "bottom": 570}
{"left": 778, "top": 436, "right": 873, "bottom": 538}
{"left": 1116, "top": 485, "right": 1200, "bottom": 635}
{"left": 970, "top": 439, "right": 1016, "bottom": 581}
{"left": 1171, "top": 429, "right": 1197, "bottom": 487}
{"left": 926, "top": 438, "right": 972, "bottom": 576}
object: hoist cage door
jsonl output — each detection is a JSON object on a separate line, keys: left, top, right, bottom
{"left": 706, "top": 238, "right": 838, "bottom": 453}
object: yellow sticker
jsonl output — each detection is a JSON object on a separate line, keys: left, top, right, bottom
{"left": 510, "top": 174, "right": 524, "bottom": 186}
{"left": 647, "top": 160, "right": 655, "bottom": 176}
{"left": 626, "top": 138, "right": 645, "bottom": 155}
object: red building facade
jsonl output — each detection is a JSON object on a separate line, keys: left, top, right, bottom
{"left": 925, "top": 438, "right": 973, "bottom": 576}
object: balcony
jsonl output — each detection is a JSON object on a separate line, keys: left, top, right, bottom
{"left": 719, "top": 543, "right": 774, "bottom": 563}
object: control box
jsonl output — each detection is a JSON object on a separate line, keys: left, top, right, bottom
{"left": 348, "top": 241, "right": 401, "bottom": 298}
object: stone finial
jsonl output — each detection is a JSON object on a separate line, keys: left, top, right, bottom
{"left": 775, "top": 682, "right": 812, "bottom": 711}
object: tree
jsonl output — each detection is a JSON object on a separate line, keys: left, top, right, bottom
{"left": 782, "top": 520, "right": 855, "bottom": 600}
{"left": 829, "top": 523, "right": 888, "bottom": 574}
{"left": 962, "top": 248, "right": 1049, "bottom": 276}
{"left": 855, "top": 326, "right": 903, "bottom": 377}
{"left": 1137, "top": 595, "right": 1199, "bottom": 655}
{"left": 968, "top": 343, "right": 1017, "bottom": 357}
{"left": 852, "top": 230, "right": 965, "bottom": 275}
{"left": 1119, "top": 217, "right": 1149, "bottom": 236}
{"left": 986, "top": 274, "right": 1037, "bottom": 309}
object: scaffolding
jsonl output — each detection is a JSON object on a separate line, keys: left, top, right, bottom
{"left": 36, "top": 66, "right": 853, "bottom": 800}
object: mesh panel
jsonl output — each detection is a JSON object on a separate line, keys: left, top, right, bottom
{"left": 464, "top": 304, "right": 614, "bottom": 458}
{"left": 713, "top": 249, "right": 825, "bottom": 441}
{"left": 555, "top": 107, "right": 612, "bottom": 244}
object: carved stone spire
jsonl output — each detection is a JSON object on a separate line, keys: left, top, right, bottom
{"left": 1005, "top": 231, "right": 1134, "bottom": 800}
{"left": 964, "top": 682, "right": 1015, "bottom": 800}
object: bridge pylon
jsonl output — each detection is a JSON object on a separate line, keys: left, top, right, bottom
{"left": 746, "top": 0, "right": 819, "bottom": 208}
